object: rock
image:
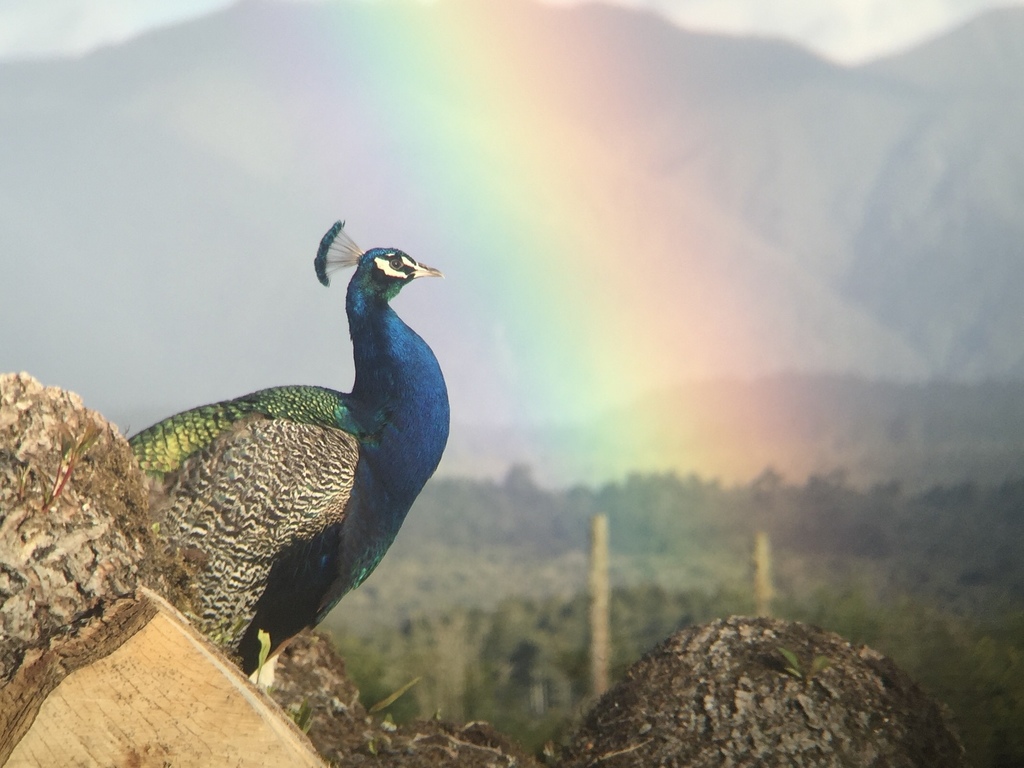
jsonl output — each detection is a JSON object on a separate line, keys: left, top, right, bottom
{"left": 560, "top": 616, "right": 967, "bottom": 768}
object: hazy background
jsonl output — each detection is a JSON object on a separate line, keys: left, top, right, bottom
{"left": 3, "top": 0, "right": 1024, "bottom": 486}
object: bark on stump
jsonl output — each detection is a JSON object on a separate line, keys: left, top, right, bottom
{"left": 0, "top": 373, "right": 322, "bottom": 766}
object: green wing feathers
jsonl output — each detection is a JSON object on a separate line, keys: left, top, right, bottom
{"left": 130, "top": 401, "right": 257, "bottom": 475}
{"left": 130, "top": 386, "right": 351, "bottom": 475}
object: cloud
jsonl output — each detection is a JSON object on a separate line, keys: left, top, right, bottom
{"left": 652, "top": 0, "right": 1018, "bottom": 62}
{"left": 0, "top": 0, "right": 1020, "bottom": 63}
{"left": 534, "top": 0, "right": 1023, "bottom": 62}
{"left": 0, "top": 0, "right": 236, "bottom": 59}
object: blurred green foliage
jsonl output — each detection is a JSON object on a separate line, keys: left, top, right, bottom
{"left": 328, "top": 469, "right": 1024, "bottom": 764}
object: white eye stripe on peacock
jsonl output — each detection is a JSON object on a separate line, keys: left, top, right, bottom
{"left": 374, "top": 254, "right": 417, "bottom": 279}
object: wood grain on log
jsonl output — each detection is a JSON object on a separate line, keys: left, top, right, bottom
{"left": 3, "top": 589, "right": 324, "bottom": 767}
{"left": 0, "top": 595, "right": 157, "bottom": 763}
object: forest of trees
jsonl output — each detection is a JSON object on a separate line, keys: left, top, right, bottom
{"left": 322, "top": 468, "right": 1024, "bottom": 768}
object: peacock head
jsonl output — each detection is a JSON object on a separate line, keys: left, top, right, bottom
{"left": 315, "top": 220, "right": 442, "bottom": 301}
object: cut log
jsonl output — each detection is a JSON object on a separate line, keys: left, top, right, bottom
{"left": 2, "top": 588, "right": 324, "bottom": 767}
{"left": 1, "top": 374, "right": 323, "bottom": 766}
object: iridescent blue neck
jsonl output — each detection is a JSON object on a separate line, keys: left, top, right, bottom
{"left": 346, "top": 284, "right": 450, "bottom": 509}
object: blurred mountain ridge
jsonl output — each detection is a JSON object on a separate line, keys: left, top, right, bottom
{"left": 2, "top": 0, "right": 1023, "bottom": 481}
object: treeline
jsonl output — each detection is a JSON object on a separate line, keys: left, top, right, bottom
{"left": 371, "top": 467, "right": 1024, "bottom": 618}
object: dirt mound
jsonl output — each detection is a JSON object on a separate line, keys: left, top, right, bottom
{"left": 560, "top": 615, "right": 967, "bottom": 767}
{"left": 270, "top": 630, "right": 542, "bottom": 767}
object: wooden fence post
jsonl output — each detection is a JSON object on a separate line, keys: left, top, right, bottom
{"left": 753, "top": 530, "right": 774, "bottom": 617}
{"left": 589, "top": 514, "right": 610, "bottom": 697}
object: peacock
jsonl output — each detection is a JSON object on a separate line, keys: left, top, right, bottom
{"left": 129, "top": 221, "right": 449, "bottom": 674}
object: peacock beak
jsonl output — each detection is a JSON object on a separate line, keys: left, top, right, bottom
{"left": 413, "top": 263, "right": 444, "bottom": 279}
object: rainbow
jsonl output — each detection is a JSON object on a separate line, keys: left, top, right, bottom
{"left": 226, "top": 0, "right": 828, "bottom": 483}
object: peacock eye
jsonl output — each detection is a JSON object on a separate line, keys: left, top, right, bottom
{"left": 390, "top": 257, "right": 404, "bottom": 271}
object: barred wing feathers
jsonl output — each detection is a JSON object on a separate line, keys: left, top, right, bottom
{"left": 145, "top": 416, "right": 360, "bottom": 652}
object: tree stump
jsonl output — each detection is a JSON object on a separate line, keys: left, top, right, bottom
{"left": 0, "top": 373, "right": 323, "bottom": 766}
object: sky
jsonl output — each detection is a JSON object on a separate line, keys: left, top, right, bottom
{"left": 0, "top": 0, "right": 1018, "bottom": 64}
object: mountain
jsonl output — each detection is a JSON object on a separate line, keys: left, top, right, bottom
{"left": 865, "top": 7, "right": 1024, "bottom": 93}
{"left": 2, "top": 0, "right": 1024, "bottom": 482}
